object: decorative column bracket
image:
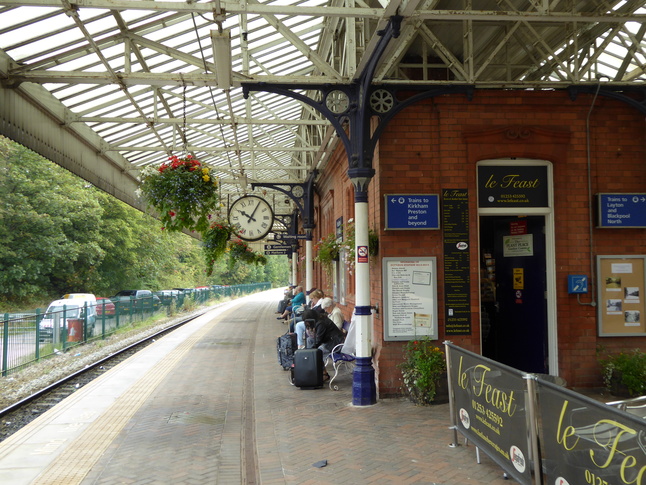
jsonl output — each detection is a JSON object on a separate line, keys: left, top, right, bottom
{"left": 251, "top": 170, "right": 317, "bottom": 239}
{"left": 273, "top": 213, "right": 296, "bottom": 234}
{"left": 243, "top": 16, "right": 474, "bottom": 180}
{"left": 272, "top": 209, "right": 302, "bottom": 253}
{"left": 567, "top": 85, "right": 646, "bottom": 115}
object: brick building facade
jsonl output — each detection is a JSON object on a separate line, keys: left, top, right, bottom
{"left": 303, "top": 90, "right": 646, "bottom": 398}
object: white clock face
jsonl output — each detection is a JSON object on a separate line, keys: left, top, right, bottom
{"left": 228, "top": 195, "right": 274, "bottom": 241}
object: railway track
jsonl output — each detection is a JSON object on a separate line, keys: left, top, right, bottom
{"left": 0, "top": 311, "right": 207, "bottom": 443}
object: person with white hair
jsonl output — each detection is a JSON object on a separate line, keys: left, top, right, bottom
{"left": 320, "top": 297, "right": 345, "bottom": 332}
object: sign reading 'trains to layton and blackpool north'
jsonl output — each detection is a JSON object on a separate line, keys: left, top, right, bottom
{"left": 597, "top": 193, "right": 646, "bottom": 228}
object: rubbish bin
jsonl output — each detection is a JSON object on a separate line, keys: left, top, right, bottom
{"left": 67, "top": 318, "right": 83, "bottom": 342}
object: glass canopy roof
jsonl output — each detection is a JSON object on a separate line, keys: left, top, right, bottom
{"left": 0, "top": 0, "right": 644, "bottom": 218}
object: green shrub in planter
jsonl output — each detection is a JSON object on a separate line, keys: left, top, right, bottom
{"left": 598, "top": 348, "right": 646, "bottom": 397}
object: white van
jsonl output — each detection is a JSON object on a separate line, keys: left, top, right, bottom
{"left": 62, "top": 293, "right": 97, "bottom": 304}
{"left": 40, "top": 298, "right": 97, "bottom": 342}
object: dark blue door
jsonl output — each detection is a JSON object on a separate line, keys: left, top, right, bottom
{"left": 480, "top": 216, "right": 548, "bottom": 373}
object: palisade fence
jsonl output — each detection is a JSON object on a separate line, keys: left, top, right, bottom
{"left": 1, "top": 283, "right": 270, "bottom": 377}
{"left": 445, "top": 342, "right": 646, "bottom": 485}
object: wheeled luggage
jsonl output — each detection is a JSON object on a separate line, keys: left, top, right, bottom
{"left": 292, "top": 348, "right": 324, "bottom": 389}
{"left": 277, "top": 332, "right": 297, "bottom": 370}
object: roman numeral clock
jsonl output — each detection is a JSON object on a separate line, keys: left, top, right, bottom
{"left": 228, "top": 195, "right": 275, "bottom": 241}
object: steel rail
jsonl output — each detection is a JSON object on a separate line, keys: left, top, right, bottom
{"left": 0, "top": 309, "right": 209, "bottom": 420}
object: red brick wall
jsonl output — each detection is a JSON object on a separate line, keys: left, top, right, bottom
{"left": 313, "top": 90, "right": 646, "bottom": 397}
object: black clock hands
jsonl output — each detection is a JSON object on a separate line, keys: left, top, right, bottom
{"left": 237, "top": 209, "right": 253, "bottom": 221}
{"left": 247, "top": 202, "right": 261, "bottom": 223}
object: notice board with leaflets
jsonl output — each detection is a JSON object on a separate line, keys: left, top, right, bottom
{"left": 597, "top": 255, "right": 646, "bottom": 336}
{"left": 382, "top": 257, "right": 438, "bottom": 341}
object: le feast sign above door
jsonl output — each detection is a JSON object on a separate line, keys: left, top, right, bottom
{"left": 478, "top": 165, "right": 549, "bottom": 208}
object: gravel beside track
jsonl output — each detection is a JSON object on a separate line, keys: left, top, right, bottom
{"left": 0, "top": 305, "right": 216, "bottom": 440}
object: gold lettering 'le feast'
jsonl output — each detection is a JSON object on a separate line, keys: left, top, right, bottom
{"left": 484, "top": 174, "right": 540, "bottom": 189}
{"left": 556, "top": 400, "right": 645, "bottom": 484}
{"left": 457, "top": 356, "right": 518, "bottom": 417}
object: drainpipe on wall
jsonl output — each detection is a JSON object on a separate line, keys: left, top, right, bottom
{"left": 581, "top": 79, "right": 606, "bottom": 308}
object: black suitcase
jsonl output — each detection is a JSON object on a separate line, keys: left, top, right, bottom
{"left": 292, "top": 348, "right": 324, "bottom": 389}
{"left": 277, "top": 333, "right": 297, "bottom": 370}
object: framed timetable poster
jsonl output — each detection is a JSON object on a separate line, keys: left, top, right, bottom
{"left": 597, "top": 255, "right": 646, "bottom": 336}
{"left": 383, "top": 257, "right": 438, "bottom": 341}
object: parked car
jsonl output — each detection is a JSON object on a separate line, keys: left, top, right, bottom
{"left": 153, "top": 290, "right": 180, "bottom": 306}
{"left": 40, "top": 298, "right": 96, "bottom": 342}
{"left": 96, "top": 297, "right": 116, "bottom": 316}
{"left": 110, "top": 290, "right": 161, "bottom": 311}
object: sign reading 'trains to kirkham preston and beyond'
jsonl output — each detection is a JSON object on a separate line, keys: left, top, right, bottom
{"left": 384, "top": 194, "right": 440, "bottom": 230}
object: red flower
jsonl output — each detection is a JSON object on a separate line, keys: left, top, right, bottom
{"left": 169, "top": 211, "right": 175, "bottom": 217}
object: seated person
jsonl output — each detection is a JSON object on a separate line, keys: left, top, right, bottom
{"left": 307, "top": 289, "right": 325, "bottom": 314}
{"left": 302, "top": 309, "right": 345, "bottom": 365}
{"left": 276, "top": 285, "right": 295, "bottom": 314}
{"left": 277, "top": 285, "right": 305, "bottom": 320}
{"left": 320, "top": 297, "right": 345, "bottom": 332}
{"left": 294, "top": 289, "right": 325, "bottom": 348}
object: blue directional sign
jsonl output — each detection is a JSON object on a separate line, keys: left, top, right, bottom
{"left": 265, "top": 248, "right": 290, "bottom": 255}
{"left": 274, "top": 233, "right": 308, "bottom": 240}
{"left": 384, "top": 194, "right": 440, "bottom": 230}
{"left": 264, "top": 244, "right": 291, "bottom": 251}
{"left": 598, "top": 193, "right": 646, "bottom": 228}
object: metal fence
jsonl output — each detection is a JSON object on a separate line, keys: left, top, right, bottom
{"left": 1, "top": 283, "right": 271, "bottom": 377}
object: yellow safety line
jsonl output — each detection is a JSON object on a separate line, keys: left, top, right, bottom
{"left": 32, "top": 319, "right": 215, "bottom": 485}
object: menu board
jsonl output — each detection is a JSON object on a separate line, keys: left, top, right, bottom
{"left": 382, "top": 257, "right": 438, "bottom": 341}
{"left": 443, "top": 189, "right": 471, "bottom": 335}
{"left": 597, "top": 255, "right": 646, "bottom": 336}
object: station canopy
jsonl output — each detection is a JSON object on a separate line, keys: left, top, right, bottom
{"left": 1, "top": 0, "right": 645, "bottom": 229}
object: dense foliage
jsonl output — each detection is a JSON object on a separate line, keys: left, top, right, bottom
{"left": 0, "top": 137, "right": 289, "bottom": 309}
{"left": 398, "top": 338, "right": 446, "bottom": 405}
{"left": 598, "top": 348, "right": 646, "bottom": 396}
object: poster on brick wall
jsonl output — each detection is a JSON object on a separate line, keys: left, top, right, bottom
{"left": 597, "top": 255, "right": 646, "bottom": 336}
{"left": 443, "top": 189, "right": 472, "bottom": 335}
{"left": 382, "top": 257, "right": 438, "bottom": 341}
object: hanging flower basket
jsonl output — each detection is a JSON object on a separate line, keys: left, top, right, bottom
{"left": 227, "top": 240, "right": 268, "bottom": 266}
{"left": 335, "top": 222, "right": 380, "bottom": 274}
{"left": 313, "top": 233, "right": 340, "bottom": 276}
{"left": 138, "top": 155, "right": 219, "bottom": 233}
{"left": 202, "top": 221, "right": 234, "bottom": 276}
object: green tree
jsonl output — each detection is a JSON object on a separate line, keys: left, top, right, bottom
{"left": 0, "top": 136, "right": 287, "bottom": 308}
{"left": 0, "top": 138, "right": 104, "bottom": 301}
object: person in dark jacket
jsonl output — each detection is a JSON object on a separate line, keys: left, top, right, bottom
{"left": 302, "top": 309, "right": 345, "bottom": 363}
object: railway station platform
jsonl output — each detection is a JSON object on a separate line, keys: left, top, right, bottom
{"left": 0, "top": 288, "right": 516, "bottom": 484}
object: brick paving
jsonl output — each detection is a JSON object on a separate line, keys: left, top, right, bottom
{"left": 1, "top": 290, "right": 519, "bottom": 484}
{"left": 84, "top": 289, "right": 517, "bottom": 484}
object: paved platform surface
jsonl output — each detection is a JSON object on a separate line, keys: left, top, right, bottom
{"left": 0, "top": 289, "right": 517, "bottom": 484}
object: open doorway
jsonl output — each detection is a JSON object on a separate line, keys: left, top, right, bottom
{"left": 479, "top": 215, "right": 548, "bottom": 373}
